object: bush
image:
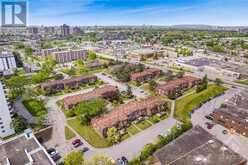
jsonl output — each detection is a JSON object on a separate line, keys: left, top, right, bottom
{"left": 65, "top": 110, "right": 76, "bottom": 118}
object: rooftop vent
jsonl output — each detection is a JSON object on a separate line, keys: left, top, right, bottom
{"left": 208, "top": 140, "right": 215, "bottom": 144}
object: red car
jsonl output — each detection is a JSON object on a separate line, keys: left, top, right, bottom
{"left": 72, "top": 139, "right": 83, "bottom": 148}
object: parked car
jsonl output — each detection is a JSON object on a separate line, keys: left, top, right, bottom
{"left": 205, "top": 122, "right": 214, "bottom": 129}
{"left": 116, "top": 158, "right": 126, "bottom": 165}
{"left": 72, "top": 139, "right": 83, "bottom": 148}
{"left": 222, "top": 130, "right": 228, "bottom": 134}
{"left": 205, "top": 115, "right": 213, "bottom": 121}
{"left": 80, "top": 147, "right": 89, "bottom": 153}
{"left": 47, "top": 148, "right": 58, "bottom": 157}
{"left": 121, "top": 156, "right": 128, "bottom": 164}
{"left": 52, "top": 154, "right": 61, "bottom": 162}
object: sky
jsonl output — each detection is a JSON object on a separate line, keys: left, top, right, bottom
{"left": 26, "top": 0, "right": 248, "bottom": 26}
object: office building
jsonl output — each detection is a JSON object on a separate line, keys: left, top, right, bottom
{"left": 61, "top": 24, "right": 70, "bottom": 37}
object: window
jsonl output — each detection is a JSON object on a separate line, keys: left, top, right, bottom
{"left": 1, "top": 126, "right": 4, "bottom": 129}
{"left": 2, "top": 130, "right": 5, "bottom": 133}
{"left": 0, "top": 122, "right": 3, "bottom": 125}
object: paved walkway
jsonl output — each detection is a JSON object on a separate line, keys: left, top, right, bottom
{"left": 14, "top": 99, "right": 37, "bottom": 124}
{"left": 84, "top": 117, "right": 177, "bottom": 160}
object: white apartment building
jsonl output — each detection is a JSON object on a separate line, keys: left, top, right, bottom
{"left": 0, "top": 51, "right": 17, "bottom": 72}
{"left": 0, "top": 82, "right": 15, "bottom": 138}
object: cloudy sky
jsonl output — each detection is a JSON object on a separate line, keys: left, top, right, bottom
{"left": 26, "top": 0, "right": 248, "bottom": 26}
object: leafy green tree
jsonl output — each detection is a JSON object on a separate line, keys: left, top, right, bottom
{"left": 64, "top": 151, "right": 84, "bottom": 165}
{"left": 215, "top": 78, "right": 223, "bottom": 86}
{"left": 107, "top": 127, "right": 120, "bottom": 144}
{"left": 88, "top": 51, "right": 97, "bottom": 60}
{"left": 148, "top": 80, "right": 157, "bottom": 90}
{"left": 24, "top": 47, "right": 33, "bottom": 56}
{"left": 6, "top": 74, "right": 27, "bottom": 99}
{"left": 11, "top": 116, "right": 27, "bottom": 133}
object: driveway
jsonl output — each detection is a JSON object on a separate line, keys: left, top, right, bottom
{"left": 14, "top": 99, "right": 37, "bottom": 124}
{"left": 84, "top": 117, "right": 177, "bottom": 160}
{"left": 95, "top": 72, "right": 148, "bottom": 98}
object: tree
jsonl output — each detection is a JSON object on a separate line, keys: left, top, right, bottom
{"left": 88, "top": 51, "right": 97, "bottom": 60}
{"left": 11, "top": 116, "right": 27, "bottom": 133}
{"left": 126, "top": 85, "right": 133, "bottom": 98}
{"left": 64, "top": 151, "right": 84, "bottom": 165}
{"left": 107, "top": 127, "right": 120, "bottom": 144}
{"left": 24, "top": 47, "right": 33, "bottom": 56}
{"left": 148, "top": 80, "right": 157, "bottom": 90}
{"left": 215, "top": 78, "right": 223, "bottom": 86}
{"left": 86, "top": 154, "right": 113, "bottom": 165}
{"left": 6, "top": 74, "right": 27, "bottom": 99}
{"left": 196, "top": 75, "right": 208, "bottom": 93}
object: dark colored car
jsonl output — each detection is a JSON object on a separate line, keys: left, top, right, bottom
{"left": 72, "top": 139, "right": 83, "bottom": 147}
{"left": 222, "top": 130, "right": 228, "bottom": 134}
{"left": 116, "top": 158, "right": 125, "bottom": 165}
{"left": 80, "top": 147, "right": 89, "bottom": 153}
{"left": 47, "top": 148, "right": 58, "bottom": 157}
{"left": 205, "top": 115, "right": 213, "bottom": 121}
{"left": 121, "top": 156, "right": 128, "bottom": 164}
{"left": 52, "top": 154, "right": 61, "bottom": 162}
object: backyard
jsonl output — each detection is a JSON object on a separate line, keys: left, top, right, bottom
{"left": 67, "top": 118, "right": 111, "bottom": 148}
{"left": 23, "top": 99, "right": 47, "bottom": 117}
{"left": 175, "top": 84, "right": 227, "bottom": 122}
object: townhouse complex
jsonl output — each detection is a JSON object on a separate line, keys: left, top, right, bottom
{"left": 41, "top": 75, "right": 97, "bottom": 94}
{"left": 63, "top": 85, "right": 119, "bottom": 109}
{"left": 155, "top": 76, "right": 201, "bottom": 96}
{"left": 91, "top": 97, "right": 167, "bottom": 137}
{"left": 213, "top": 90, "right": 248, "bottom": 137}
{"left": 131, "top": 68, "right": 161, "bottom": 83}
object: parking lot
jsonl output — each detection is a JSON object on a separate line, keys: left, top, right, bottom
{"left": 191, "top": 87, "right": 248, "bottom": 161}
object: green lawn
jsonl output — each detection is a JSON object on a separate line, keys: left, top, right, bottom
{"left": 65, "top": 126, "right": 76, "bottom": 140}
{"left": 175, "top": 84, "right": 227, "bottom": 122}
{"left": 23, "top": 99, "right": 47, "bottom": 117}
{"left": 135, "top": 120, "right": 152, "bottom": 130}
{"left": 67, "top": 118, "right": 111, "bottom": 148}
{"left": 235, "top": 79, "right": 248, "bottom": 85}
{"left": 126, "top": 125, "right": 140, "bottom": 135}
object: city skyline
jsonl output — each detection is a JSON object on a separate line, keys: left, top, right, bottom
{"left": 28, "top": 0, "right": 248, "bottom": 26}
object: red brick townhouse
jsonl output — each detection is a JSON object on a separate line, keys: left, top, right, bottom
{"left": 131, "top": 68, "right": 161, "bottom": 83}
{"left": 91, "top": 97, "right": 167, "bottom": 137}
{"left": 41, "top": 75, "right": 97, "bottom": 94}
{"left": 213, "top": 91, "right": 248, "bottom": 137}
{"left": 63, "top": 85, "right": 119, "bottom": 109}
{"left": 155, "top": 76, "right": 201, "bottom": 96}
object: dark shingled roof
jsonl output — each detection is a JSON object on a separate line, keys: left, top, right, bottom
{"left": 154, "top": 126, "right": 246, "bottom": 165}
